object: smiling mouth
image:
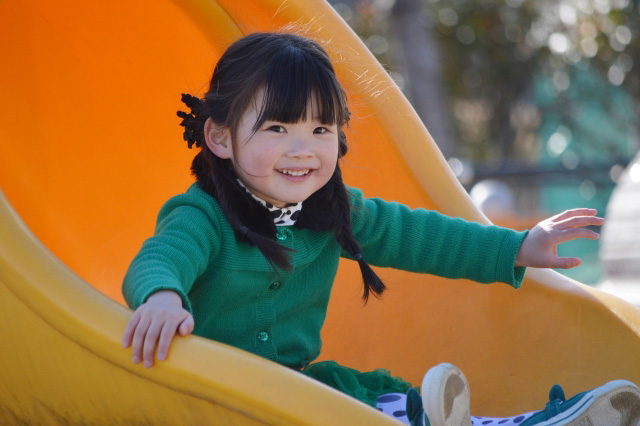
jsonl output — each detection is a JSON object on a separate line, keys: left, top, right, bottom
{"left": 277, "top": 169, "right": 311, "bottom": 177}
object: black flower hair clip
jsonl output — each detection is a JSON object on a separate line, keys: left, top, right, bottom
{"left": 177, "top": 93, "right": 207, "bottom": 149}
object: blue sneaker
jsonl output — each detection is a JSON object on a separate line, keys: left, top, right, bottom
{"left": 406, "top": 387, "right": 430, "bottom": 426}
{"left": 520, "top": 380, "right": 640, "bottom": 425}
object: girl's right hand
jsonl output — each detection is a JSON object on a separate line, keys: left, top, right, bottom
{"left": 122, "top": 290, "right": 194, "bottom": 368}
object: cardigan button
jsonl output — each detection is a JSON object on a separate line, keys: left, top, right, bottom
{"left": 257, "top": 331, "right": 269, "bottom": 342}
{"left": 269, "top": 282, "right": 282, "bottom": 290}
{"left": 276, "top": 231, "right": 287, "bottom": 241}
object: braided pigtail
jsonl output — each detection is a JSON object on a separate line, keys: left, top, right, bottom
{"left": 295, "top": 110, "right": 383, "bottom": 301}
{"left": 178, "top": 93, "right": 293, "bottom": 272}
{"left": 332, "top": 166, "right": 386, "bottom": 302}
{"left": 207, "top": 155, "right": 293, "bottom": 272}
{"left": 297, "top": 162, "right": 386, "bottom": 302}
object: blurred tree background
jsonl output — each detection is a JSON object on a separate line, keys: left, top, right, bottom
{"left": 329, "top": 0, "right": 640, "bottom": 284}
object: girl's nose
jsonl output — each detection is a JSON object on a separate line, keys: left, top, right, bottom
{"left": 287, "top": 136, "right": 314, "bottom": 158}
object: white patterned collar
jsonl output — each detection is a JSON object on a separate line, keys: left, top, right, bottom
{"left": 237, "top": 180, "right": 302, "bottom": 226}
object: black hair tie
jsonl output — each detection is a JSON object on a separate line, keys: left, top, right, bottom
{"left": 239, "top": 226, "right": 249, "bottom": 236}
{"left": 355, "top": 253, "right": 363, "bottom": 261}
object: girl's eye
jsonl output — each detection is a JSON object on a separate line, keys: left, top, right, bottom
{"left": 314, "top": 127, "right": 329, "bottom": 134}
{"left": 267, "top": 125, "right": 286, "bottom": 133}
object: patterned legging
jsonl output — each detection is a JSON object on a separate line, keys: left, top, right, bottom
{"left": 376, "top": 392, "right": 535, "bottom": 425}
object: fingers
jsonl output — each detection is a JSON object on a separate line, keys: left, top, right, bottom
{"left": 122, "top": 310, "right": 141, "bottom": 349}
{"left": 556, "top": 227, "right": 600, "bottom": 243}
{"left": 544, "top": 210, "right": 604, "bottom": 245}
{"left": 549, "top": 256, "right": 582, "bottom": 269}
{"left": 124, "top": 307, "right": 192, "bottom": 367}
{"left": 178, "top": 315, "right": 195, "bottom": 336}
{"left": 130, "top": 313, "right": 152, "bottom": 365}
{"left": 142, "top": 320, "right": 165, "bottom": 367}
{"left": 552, "top": 208, "right": 598, "bottom": 221}
{"left": 157, "top": 315, "right": 194, "bottom": 361}
{"left": 153, "top": 322, "right": 175, "bottom": 363}
{"left": 544, "top": 211, "right": 602, "bottom": 242}
{"left": 555, "top": 215, "right": 604, "bottom": 230}
{"left": 131, "top": 315, "right": 174, "bottom": 367}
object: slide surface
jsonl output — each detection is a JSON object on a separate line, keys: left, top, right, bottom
{"left": 1, "top": 0, "right": 640, "bottom": 423}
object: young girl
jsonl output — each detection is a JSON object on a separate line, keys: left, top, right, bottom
{"left": 122, "top": 32, "right": 640, "bottom": 426}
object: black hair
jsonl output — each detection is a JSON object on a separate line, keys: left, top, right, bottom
{"left": 177, "top": 32, "right": 385, "bottom": 301}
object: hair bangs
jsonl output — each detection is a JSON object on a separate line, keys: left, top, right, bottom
{"left": 252, "top": 46, "right": 347, "bottom": 132}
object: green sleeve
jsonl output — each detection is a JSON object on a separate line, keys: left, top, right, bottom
{"left": 345, "top": 187, "right": 527, "bottom": 288}
{"left": 122, "top": 189, "right": 222, "bottom": 312}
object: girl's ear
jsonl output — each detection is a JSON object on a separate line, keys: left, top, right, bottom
{"left": 204, "top": 117, "right": 232, "bottom": 159}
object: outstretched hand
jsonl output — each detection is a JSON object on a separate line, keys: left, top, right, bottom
{"left": 515, "top": 208, "right": 604, "bottom": 269}
{"left": 122, "top": 290, "right": 194, "bottom": 368}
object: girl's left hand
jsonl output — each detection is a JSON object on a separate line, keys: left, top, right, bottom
{"left": 515, "top": 208, "right": 604, "bottom": 269}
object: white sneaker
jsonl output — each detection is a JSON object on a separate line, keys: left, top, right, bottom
{"left": 518, "top": 380, "right": 640, "bottom": 426}
{"left": 422, "top": 363, "right": 472, "bottom": 426}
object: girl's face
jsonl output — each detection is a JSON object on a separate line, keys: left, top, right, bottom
{"left": 207, "top": 90, "right": 340, "bottom": 208}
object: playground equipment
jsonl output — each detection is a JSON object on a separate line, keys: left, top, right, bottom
{"left": 2, "top": 0, "right": 640, "bottom": 424}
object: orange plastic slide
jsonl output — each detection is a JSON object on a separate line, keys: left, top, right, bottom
{"left": 1, "top": 0, "right": 639, "bottom": 424}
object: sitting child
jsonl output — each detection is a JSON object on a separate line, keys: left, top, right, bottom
{"left": 122, "top": 32, "right": 640, "bottom": 425}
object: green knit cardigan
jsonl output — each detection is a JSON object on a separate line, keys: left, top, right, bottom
{"left": 123, "top": 184, "right": 527, "bottom": 369}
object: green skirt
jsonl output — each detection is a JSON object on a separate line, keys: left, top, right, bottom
{"left": 301, "top": 360, "right": 418, "bottom": 407}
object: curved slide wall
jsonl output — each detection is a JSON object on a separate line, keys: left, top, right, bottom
{"left": 2, "top": 0, "right": 640, "bottom": 423}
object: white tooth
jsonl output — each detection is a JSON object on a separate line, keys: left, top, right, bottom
{"left": 280, "top": 169, "right": 309, "bottom": 176}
